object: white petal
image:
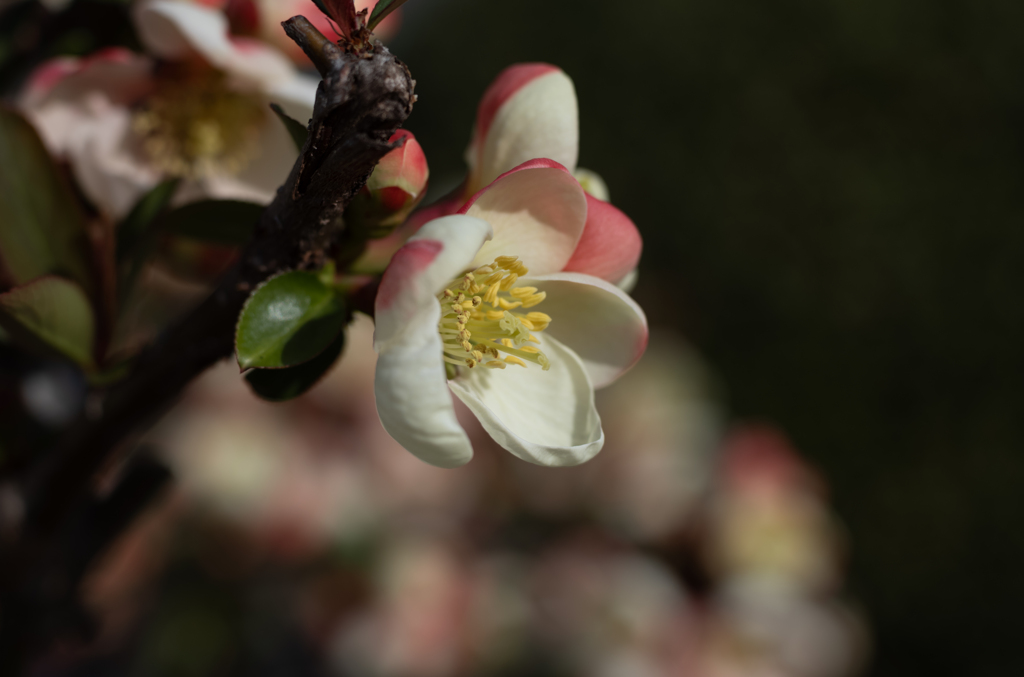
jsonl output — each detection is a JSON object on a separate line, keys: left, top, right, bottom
{"left": 134, "top": 0, "right": 296, "bottom": 90}
{"left": 134, "top": 0, "right": 232, "bottom": 62}
{"left": 375, "top": 302, "right": 473, "bottom": 469}
{"left": 523, "top": 272, "right": 648, "bottom": 389}
{"left": 191, "top": 111, "right": 297, "bottom": 206}
{"left": 373, "top": 215, "right": 492, "bottom": 352}
{"left": 21, "top": 49, "right": 152, "bottom": 111}
{"left": 469, "top": 68, "right": 578, "bottom": 193}
{"left": 448, "top": 334, "right": 603, "bottom": 467}
{"left": 56, "top": 96, "right": 160, "bottom": 219}
{"left": 462, "top": 161, "right": 587, "bottom": 276}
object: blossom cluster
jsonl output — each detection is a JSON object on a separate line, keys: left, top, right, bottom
{"left": 0, "top": 3, "right": 872, "bottom": 674}
{"left": 15, "top": 0, "right": 647, "bottom": 470}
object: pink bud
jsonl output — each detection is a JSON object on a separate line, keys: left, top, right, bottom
{"left": 349, "top": 129, "right": 429, "bottom": 235}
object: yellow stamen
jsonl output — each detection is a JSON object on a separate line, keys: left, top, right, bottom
{"left": 436, "top": 255, "right": 555, "bottom": 377}
{"left": 133, "top": 69, "right": 265, "bottom": 179}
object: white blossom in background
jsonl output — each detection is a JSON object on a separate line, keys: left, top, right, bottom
{"left": 19, "top": 0, "right": 318, "bottom": 219}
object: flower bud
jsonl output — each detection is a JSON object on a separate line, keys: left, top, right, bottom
{"left": 347, "top": 129, "right": 429, "bottom": 237}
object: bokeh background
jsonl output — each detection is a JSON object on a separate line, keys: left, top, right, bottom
{"left": 2, "top": 0, "right": 1022, "bottom": 675}
{"left": 396, "top": 1, "right": 1024, "bottom": 674}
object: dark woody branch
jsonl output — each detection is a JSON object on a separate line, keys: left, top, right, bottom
{"left": 0, "top": 16, "right": 414, "bottom": 669}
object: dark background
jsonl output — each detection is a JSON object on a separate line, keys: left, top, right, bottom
{"left": 392, "top": 1, "right": 1024, "bottom": 675}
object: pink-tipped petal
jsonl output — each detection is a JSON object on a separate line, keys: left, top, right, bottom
{"left": 466, "top": 64, "right": 578, "bottom": 194}
{"left": 374, "top": 215, "right": 492, "bottom": 352}
{"left": 563, "top": 194, "right": 642, "bottom": 286}
{"left": 460, "top": 159, "right": 587, "bottom": 275}
{"left": 523, "top": 272, "right": 649, "bottom": 389}
{"left": 21, "top": 49, "right": 152, "bottom": 110}
{"left": 449, "top": 333, "right": 603, "bottom": 467}
{"left": 375, "top": 305, "right": 473, "bottom": 469}
{"left": 354, "top": 192, "right": 464, "bottom": 275}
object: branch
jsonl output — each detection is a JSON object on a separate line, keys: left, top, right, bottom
{"left": 0, "top": 13, "right": 414, "bottom": 624}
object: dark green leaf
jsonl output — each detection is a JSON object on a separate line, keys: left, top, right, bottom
{"left": 117, "top": 178, "right": 180, "bottom": 263}
{"left": 0, "top": 275, "right": 95, "bottom": 368}
{"left": 245, "top": 330, "right": 345, "bottom": 402}
{"left": 235, "top": 269, "right": 346, "bottom": 369}
{"left": 160, "top": 200, "right": 263, "bottom": 246}
{"left": 0, "top": 107, "right": 91, "bottom": 290}
{"left": 270, "top": 104, "right": 309, "bottom": 151}
{"left": 368, "top": 0, "right": 409, "bottom": 31}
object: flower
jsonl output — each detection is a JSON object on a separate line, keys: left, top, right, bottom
{"left": 347, "top": 130, "right": 430, "bottom": 237}
{"left": 20, "top": 0, "right": 318, "bottom": 219}
{"left": 380, "top": 63, "right": 641, "bottom": 291}
{"left": 372, "top": 159, "right": 648, "bottom": 468}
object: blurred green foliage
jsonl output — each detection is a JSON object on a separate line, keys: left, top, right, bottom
{"left": 392, "top": 1, "right": 1024, "bottom": 675}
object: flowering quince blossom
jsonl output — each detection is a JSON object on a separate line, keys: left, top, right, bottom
{"left": 19, "top": 0, "right": 318, "bottom": 219}
{"left": 373, "top": 159, "right": 648, "bottom": 469}
{"left": 378, "top": 63, "right": 642, "bottom": 291}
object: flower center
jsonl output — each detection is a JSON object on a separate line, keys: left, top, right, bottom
{"left": 438, "top": 255, "right": 552, "bottom": 377}
{"left": 132, "top": 69, "right": 266, "bottom": 179}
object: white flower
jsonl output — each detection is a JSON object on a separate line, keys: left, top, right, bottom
{"left": 19, "top": 0, "right": 318, "bottom": 219}
{"left": 371, "top": 62, "right": 642, "bottom": 291}
{"left": 373, "top": 160, "right": 648, "bottom": 469}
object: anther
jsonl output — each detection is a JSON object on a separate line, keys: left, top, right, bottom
{"left": 504, "top": 356, "right": 527, "bottom": 368}
{"left": 521, "top": 292, "right": 546, "bottom": 308}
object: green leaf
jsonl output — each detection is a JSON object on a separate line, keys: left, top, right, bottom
{"left": 270, "top": 103, "right": 308, "bottom": 151}
{"left": 0, "top": 107, "right": 91, "bottom": 290}
{"left": 368, "top": 0, "right": 409, "bottom": 31}
{"left": 117, "top": 178, "right": 180, "bottom": 264}
{"left": 0, "top": 276, "right": 95, "bottom": 368}
{"left": 235, "top": 270, "right": 346, "bottom": 370}
{"left": 245, "top": 330, "right": 344, "bottom": 402}
{"left": 160, "top": 200, "right": 263, "bottom": 246}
